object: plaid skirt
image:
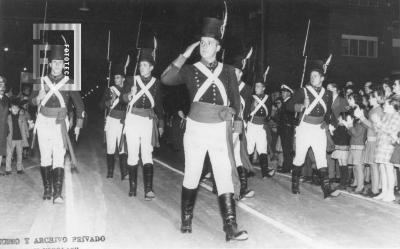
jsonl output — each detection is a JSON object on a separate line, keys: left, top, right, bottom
{"left": 363, "top": 140, "right": 377, "bottom": 165}
{"left": 348, "top": 147, "right": 364, "bottom": 165}
{"left": 390, "top": 145, "right": 400, "bottom": 166}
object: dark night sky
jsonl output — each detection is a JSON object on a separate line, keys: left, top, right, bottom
{"left": 0, "top": 0, "right": 268, "bottom": 94}
{"left": 1, "top": 0, "right": 397, "bottom": 99}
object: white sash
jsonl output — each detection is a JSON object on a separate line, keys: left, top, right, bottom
{"left": 41, "top": 76, "right": 69, "bottom": 108}
{"left": 193, "top": 62, "right": 228, "bottom": 106}
{"left": 304, "top": 85, "right": 327, "bottom": 115}
{"left": 250, "top": 95, "right": 268, "bottom": 117}
{"left": 128, "top": 76, "right": 156, "bottom": 112}
{"left": 300, "top": 86, "right": 327, "bottom": 123}
{"left": 109, "top": 86, "right": 121, "bottom": 110}
{"left": 239, "top": 82, "right": 245, "bottom": 110}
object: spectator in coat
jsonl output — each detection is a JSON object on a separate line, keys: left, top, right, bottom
{"left": 0, "top": 76, "right": 9, "bottom": 174}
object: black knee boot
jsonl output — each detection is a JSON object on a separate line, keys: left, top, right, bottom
{"left": 143, "top": 164, "right": 155, "bottom": 200}
{"left": 237, "top": 166, "right": 254, "bottom": 199}
{"left": 181, "top": 187, "right": 198, "bottom": 233}
{"left": 119, "top": 153, "right": 128, "bottom": 181}
{"left": 218, "top": 193, "right": 248, "bottom": 242}
{"left": 128, "top": 165, "right": 138, "bottom": 197}
{"left": 106, "top": 154, "right": 115, "bottom": 178}
{"left": 292, "top": 165, "right": 302, "bottom": 194}
{"left": 319, "top": 167, "right": 340, "bottom": 199}
{"left": 40, "top": 166, "right": 52, "bottom": 200}
{"left": 53, "top": 167, "right": 64, "bottom": 204}
{"left": 259, "top": 153, "right": 275, "bottom": 178}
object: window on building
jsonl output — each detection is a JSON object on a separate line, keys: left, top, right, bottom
{"left": 341, "top": 34, "right": 378, "bottom": 58}
{"left": 341, "top": 39, "right": 349, "bottom": 55}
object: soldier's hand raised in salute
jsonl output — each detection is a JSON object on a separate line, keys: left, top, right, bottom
{"left": 183, "top": 41, "right": 200, "bottom": 59}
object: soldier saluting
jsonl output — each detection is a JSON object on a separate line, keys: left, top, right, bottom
{"left": 121, "top": 49, "right": 164, "bottom": 200}
{"left": 161, "top": 17, "right": 248, "bottom": 241}
{"left": 31, "top": 45, "right": 85, "bottom": 204}
{"left": 103, "top": 64, "right": 128, "bottom": 180}
{"left": 286, "top": 60, "right": 339, "bottom": 198}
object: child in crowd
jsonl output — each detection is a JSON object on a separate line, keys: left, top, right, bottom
{"left": 346, "top": 93, "right": 367, "bottom": 194}
{"left": 5, "top": 98, "right": 29, "bottom": 174}
{"left": 372, "top": 95, "right": 400, "bottom": 202}
{"left": 331, "top": 111, "right": 351, "bottom": 189}
{"left": 355, "top": 90, "right": 385, "bottom": 197}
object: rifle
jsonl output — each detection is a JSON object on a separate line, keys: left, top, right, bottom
{"left": 295, "top": 19, "right": 311, "bottom": 121}
{"left": 31, "top": 0, "right": 48, "bottom": 152}
{"left": 299, "top": 19, "right": 310, "bottom": 89}
{"left": 103, "top": 30, "right": 112, "bottom": 143}
{"left": 119, "top": 3, "right": 144, "bottom": 152}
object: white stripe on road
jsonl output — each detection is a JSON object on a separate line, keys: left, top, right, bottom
{"left": 153, "top": 158, "right": 336, "bottom": 249}
{"left": 253, "top": 166, "right": 400, "bottom": 210}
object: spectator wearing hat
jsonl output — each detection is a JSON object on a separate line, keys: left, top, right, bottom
{"left": 277, "top": 84, "right": 295, "bottom": 173}
{"left": 5, "top": 98, "right": 29, "bottom": 175}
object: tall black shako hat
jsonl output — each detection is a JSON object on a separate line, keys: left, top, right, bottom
{"left": 201, "top": 17, "right": 225, "bottom": 41}
{"left": 49, "top": 45, "right": 65, "bottom": 61}
{"left": 112, "top": 64, "right": 126, "bottom": 77}
{"left": 139, "top": 48, "right": 155, "bottom": 65}
{"left": 308, "top": 55, "right": 332, "bottom": 77}
{"left": 309, "top": 60, "right": 325, "bottom": 76}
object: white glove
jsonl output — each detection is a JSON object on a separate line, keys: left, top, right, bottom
{"left": 74, "top": 127, "right": 80, "bottom": 141}
{"left": 328, "top": 124, "right": 335, "bottom": 136}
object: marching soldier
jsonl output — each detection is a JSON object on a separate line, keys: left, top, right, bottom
{"left": 231, "top": 54, "right": 254, "bottom": 199}
{"left": 286, "top": 60, "right": 339, "bottom": 198}
{"left": 243, "top": 72, "right": 275, "bottom": 178}
{"left": 31, "top": 45, "right": 85, "bottom": 204}
{"left": 277, "top": 84, "right": 295, "bottom": 173}
{"left": 161, "top": 17, "right": 248, "bottom": 241}
{"left": 121, "top": 49, "right": 164, "bottom": 200}
{"left": 103, "top": 64, "right": 128, "bottom": 180}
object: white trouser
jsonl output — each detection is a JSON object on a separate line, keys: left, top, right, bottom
{"left": 105, "top": 116, "right": 124, "bottom": 154}
{"left": 36, "top": 113, "right": 67, "bottom": 168}
{"left": 293, "top": 121, "right": 327, "bottom": 169}
{"left": 183, "top": 118, "right": 234, "bottom": 195}
{"left": 246, "top": 122, "right": 268, "bottom": 155}
{"left": 124, "top": 113, "right": 153, "bottom": 165}
{"left": 233, "top": 133, "right": 242, "bottom": 167}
